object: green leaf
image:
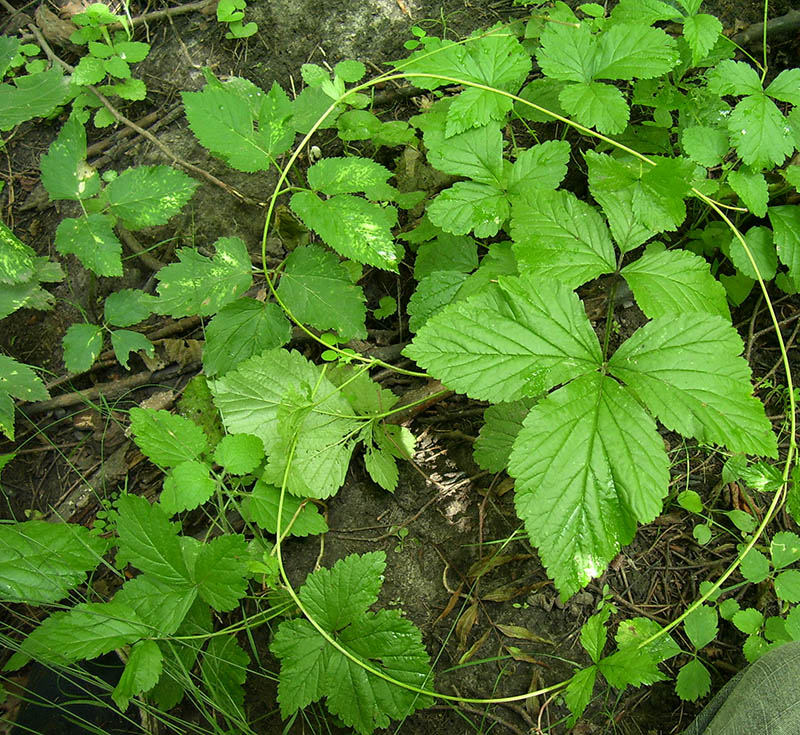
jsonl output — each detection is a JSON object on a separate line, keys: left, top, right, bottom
{"left": 774, "top": 570, "right": 800, "bottom": 603}
{"left": 334, "top": 59, "right": 366, "bottom": 83}
{"left": 678, "top": 489, "right": 703, "bottom": 514}
{"left": 114, "top": 575, "right": 196, "bottom": 635}
{"left": 682, "top": 14, "right": 722, "bottom": 64}
{"left": 684, "top": 605, "right": 718, "bottom": 649}
{"left": 364, "top": 444, "right": 399, "bottom": 492}
{"left": 594, "top": 23, "right": 678, "bottom": 80}
{"left": 608, "top": 315, "right": 777, "bottom": 457}
{"left": 213, "top": 433, "right": 264, "bottom": 475}
{"left": 474, "top": 399, "right": 537, "bottom": 473}
{"left": 129, "top": 407, "right": 208, "bottom": 467}
{"left": 62, "top": 322, "right": 103, "bottom": 373}
{"left": 290, "top": 192, "right": 401, "bottom": 271}
{"left": 581, "top": 608, "right": 611, "bottom": 664}
{"left": 202, "top": 298, "right": 291, "bottom": 378}
{"left": 40, "top": 116, "right": 99, "bottom": 201}
{"left": 153, "top": 237, "right": 252, "bottom": 317}
{"left": 599, "top": 646, "right": 665, "bottom": 688}
{"left": 326, "top": 365, "right": 398, "bottom": 417}
{"left": 185, "top": 534, "right": 248, "bottom": 612}
{"left": 307, "top": 157, "right": 395, "bottom": 200}
{"left": 0, "top": 67, "right": 72, "bottom": 131}
{"left": 739, "top": 548, "right": 770, "bottom": 584}
{"left": 676, "top": 659, "right": 711, "bottom": 701}
{"left": 728, "top": 94, "right": 795, "bottom": 169}
{"left": 621, "top": 248, "right": 730, "bottom": 320}
{"left": 0, "top": 219, "right": 36, "bottom": 284}
{"left": 563, "top": 666, "right": 597, "bottom": 726}
{"left": 7, "top": 601, "right": 149, "bottom": 670}
{"left": 211, "top": 349, "right": 360, "bottom": 498}
{"left": 708, "top": 60, "right": 763, "bottom": 97}
{"left": 728, "top": 167, "right": 768, "bottom": 217}
{"left": 74, "top": 55, "right": 106, "bottom": 85}
{"left": 428, "top": 181, "right": 508, "bottom": 238}
{"left": 414, "top": 233, "right": 478, "bottom": 280}
{"left": 511, "top": 189, "right": 616, "bottom": 288}
{"left": 515, "top": 78, "right": 568, "bottom": 123}
{"left": 0, "top": 355, "right": 49, "bottom": 440}
{"left": 116, "top": 494, "right": 191, "bottom": 585}
{"left": 241, "top": 478, "right": 328, "bottom": 537}
{"left": 291, "top": 85, "right": 340, "bottom": 134}
{"left": 768, "top": 206, "right": 800, "bottom": 290}
{"left": 509, "top": 372, "right": 670, "bottom": 599}
{"left": 110, "top": 329, "right": 153, "bottom": 370}
{"left": 559, "top": 80, "right": 629, "bottom": 134}
{"left": 182, "top": 77, "right": 295, "bottom": 171}
{"left": 159, "top": 460, "right": 216, "bottom": 515}
{"left": 404, "top": 276, "right": 602, "bottom": 403}
{"left": 201, "top": 635, "right": 249, "bottom": 716}
{"left": 771, "top": 531, "right": 800, "bottom": 569}
{"left": 277, "top": 244, "right": 366, "bottom": 339}
{"left": 0, "top": 36, "right": 20, "bottom": 78}
{"left": 681, "top": 125, "right": 730, "bottom": 168}
{"left": 0, "top": 520, "right": 105, "bottom": 604}
{"left": 104, "top": 288, "right": 153, "bottom": 327}
{"left": 727, "top": 225, "right": 777, "bottom": 281}
{"left": 112, "top": 639, "right": 163, "bottom": 710}
{"left": 55, "top": 214, "right": 123, "bottom": 277}
{"left": 0, "top": 257, "right": 63, "bottom": 319}
{"left": 615, "top": 617, "right": 681, "bottom": 663}
{"left": 271, "top": 552, "right": 433, "bottom": 734}
{"left": 732, "top": 608, "right": 764, "bottom": 635}
{"left": 506, "top": 140, "right": 570, "bottom": 195}
{"left": 106, "top": 166, "right": 198, "bottom": 228}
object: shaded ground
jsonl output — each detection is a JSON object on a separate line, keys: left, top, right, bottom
{"left": 1, "top": 1, "right": 800, "bottom": 734}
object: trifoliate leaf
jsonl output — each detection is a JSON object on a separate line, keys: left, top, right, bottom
{"left": 55, "top": 214, "right": 123, "bottom": 277}
{"left": 509, "top": 372, "right": 670, "bottom": 599}
{"left": 511, "top": 189, "right": 616, "bottom": 289}
{"left": 506, "top": 140, "right": 571, "bottom": 195}
{"left": 728, "top": 167, "right": 768, "bottom": 217}
{"left": 427, "top": 181, "right": 508, "bottom": 237}
{"left": 727, "top": 225, "right": 777, "bottom": 281}
{"left": 213, "top": 433, "right": 263, "bottom": 475}
{"left": 153, "top": 237, "right": 252, "bottom": 317}
{"left": 112, "top": 639, "right": 163, "bottom": 710}
{"left": 405, "top": 275, "right": 602, "bottom": 403}
{"left": 106, "top": 166, "right": 198, "bottom": 228}
{"left": 474, "top": 399, "right": 536, "bottom": 473}
{"left": 620, "top": 248, "right": 730, "bottom": 320}
{"left": 413, "top": 233, "right": 478, "bottom": 280}
{"left": 768, "top": 206, "right": 800, "bottom": 290}
{"left": 62, "top": 322, "right": 103, "bottom": 373}
{"left": 211, "top": 349, "right": 360, "bottom": 498}
{"left": 271, "top": 552, "right": 433, "bottom": 735}
{"left": 771, "top": 531, "right": 800, "bottom": 569}
{"left": 184, "top": 534, "right": 248, "bottom": 612}
{"left": 615, "top": 617, "right": 681, "bottom": 663}
{"left": 680, "top": 125, "right": 729, "bottom": 168}
{"left": 728, "top": 94, "right": 795, "bottom": 169}
{"left": 277, "top": 244, "right": 367, "bottom": 339}
{"left": 682, "top": 14, "right": 722, "bottom": 64}
{"left": 290, "top": 192, "right": 401, "bottom": 271}
{"left": 110, "top": 329, "right": 154, "bottom": 370}
{"left": 0, "top": 520, "right": 105, "bottom": 604}
{"left": 241, "top": 478, "right": 328, "bottom": 537}
{"left": 202, "top": 298, "right": 291, "bottom": 378}
{"left": 559, "top": 80, "right": 630, "bottom": 134}
{"left": 608, "top": 315, "right": 777, "bottom": 457}
{"left": 159, "top": 460, "right": 215, "bottom": 515}
{"left": 765, "top": 68, "right": 800, "bottom": 106}
{"left": 0, "top": 219, "right": 36, "bottom": 284}
{"left": 129, "top": 407, "right": 208, "bottom": 467}
{"left": 104, "top": 288, "right": 153, "bottom": 327}
{"left": 291, "top": 85, "right": 340, "bottom": 134}
{"left": 40, "top": 116, "right": 99, "bottom": 201}
{"left": 675, "top": 659, "right": 711, "bottom": 701}
{"left": 684, "top": 605, "right": 718, "bottom": 649}
{"left": 337, "top": 109, "right": 416, "bottom": 146}
{"left": 407, "top": 270, "right": 469, "bottom": 332}
{"left": 182, "top": 77, "right": 295, "bottom": 171}
{"left": 201, "top": 635, "right": 249, "bottom": 716}
{"left": 307, "top": 157, "right": 395, "bottom": 200}
{"left": 0, "top": 67, "right": 72, "bottom": 131}
{"left": 6, "top": 601, "right": 149, "bottom": 670}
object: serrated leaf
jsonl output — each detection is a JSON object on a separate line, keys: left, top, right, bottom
{"left": 581, "top": 609, "right": 611, "bottom": 663}
{"left": 728, "top": 167, "right": 768, "bottom": 217}
{"left": 405, "top": 275, "right": 602, "bottom": 403}
{"left": 621, "top": 248, "right": 730, "bottom": 320}
{"left": 182, "top": 77, "right": 294, "bottom": 171}
{"left": 732, "top": 607, "right": 764, "bottom": 634}
{"left": 241, "top": 477, "right": 328, "bottom": 537}
{"left": 114, "top": 575, "right": 196, "bottom": 635}
{"left": 413, "top": 233, "right": 477, "bottom": 280}
{"left": 515, "top": 78, "right": 568, "bottom": 123}
{"left": 364, "top": 444, "right": 398, "bottom": 492}
{"left": 708, "top": 60, "right": 763, "bottom": 97}
{"left": 201, "top": 634, "right": 249, "bottom": 716}
{"left": 473, "top": 399, "right": 536, "bottom": 473}
{"left": 680, "top": 125, "right": 729, "bottom": 167}
{"left": 559, "top": 80, "right": 629, "bottom": 134}
{"left": 594, "top": 23, "right": 678, "bottom": 80}
{"left": 509, "top": 372, "right": 669, "bottom": 599}
{"left": 106, "top": 166, "right": 198, "bottom": 228}
{"left": 428, "top": 181, "right": 508, "bottom": 237}
{"left": 213, "top": 433, "right": 263, "bottom": 475}
{"left": 608, "top": 315, "right": 776, "bottom": 457}
{"left": 116, "top": 494, "right": 191, "bottom": 585}
{"left": 0, "top": 219, "right": 36, "bottom": 284}
{"left": 0, "top": 520, "right": 105, "bottom": 604}
{"left": 0, "top": 67, "right": 72, "bottom": 131}
{"left": 112, "top": 639, "right": 163, "bottom": 710}
{"left": 326, "top": 365, "right": 398, "bottom": 417}
{"left": 129, "top": 407, "right": 208, "bottom": 467}
{"left": 599, "top": 646, "right": 665, "bottom": 688}
{"left": 185, "top": 534, "right": 248, "bottom": 611}
{"left": 290, "top": 192, "right": 401, "bottom": 271}
{"left": 564, "top": 666, "right": 597, "bottom": 726}
{"left": 0, "top": 257, "right": 63, "bottom": 319}
{"left": 277, "top": 244, "right": 366, "bottom": 339}
{"left": 506, "top": 140, "right": 571, "bottom": 195}
{"left": 153, "top": 237, "right": 252, "bottom": 317}
{"left": 684, "top": 605, "right": 718, "bottom": 649}
{"left": 728, "top": 94, "right": 795, "bottom": 169}
{"left": 111, "top": 329, "right": 154, "bottom": 370}
{"left": 159, "top": 460, "right": 215, "bottom": 515}
{"left": 771, "top": 531, "right": 800, "bottom": 569}
{"left": 0, "top": 355, "right": 48, "bottom": 440}
{"left": 73, "top": 55, "right": 106, "bottom": 85}
{"left": 40, "top": 116, "right": 99, "bottom": 201}
{"left": 615, "top": 617, "right": 681, "bottom": 662}
{"left": 62, "top": 322, "right": 103, "bottom": 373}
{"left": 511, "top": 189, "right": 615, "bottom": 288}
{"left": 104, "top": 288, "right": 153, "bottom": 327}
{"left": 768, "top": 206, "right": 800, "bottom": 290}
{"left": 271, "top": 552, "right": 433, "bottom": 734}
{"left": 55, "top": 214, "right": 122, "bottom": 277}
{"left": 682, "top": 14, "right": 722, "bottom": 64}
{"left": 307, "top": 157, "right": 395, "bottom": 199}
{"left": 774, "top": 570, "right": 800, "bottom": 603}
{"left": 211, "top": 349, "right": 360, "bottom": 498}
{"left": 675, "top": 659, "right": 711, "bottom": 701}
{"left": 740, "top": 547, "right": 770, "bottom": 583}
{"left": 202, "top": 298, "right": 291, "bottom": 377}
{"left": 727, "top": 225, "right": 776, "bottom": 281}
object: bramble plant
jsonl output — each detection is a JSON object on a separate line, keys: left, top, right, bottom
{"left": 2, "top": 0, "right": 800, "bottom": 731}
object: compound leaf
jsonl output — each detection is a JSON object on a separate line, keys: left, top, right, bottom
{"left": 0, "top": 355, "right": 49, "bottom": 440}
{"left": 405, "top": 275, "right": 601, "bottom": 403}
{"left": 114, "top": 575, "right": 196, "bottom": 636}
{"left": 407, "top": 270, "right": 469, "bottom": 332}
{"left": 0, "top": 219, "right": 36, "bottom": 284}
{"left": 682, "top": 13, "right": 722, "bottom": 64}
{"left": 593, "top": 23, "right": 678, "bottom": 80}
{"left": 107, "top": 166, "right": 198, "bottom": 228}
{"left": 506, "top": 140, "right": 571, "bottom": 195}
{"left": 55, "top": 214, "right": 122, "bottom": 277}
{"left": 609, "top": 315, "right": 777, "bottom": 457}
{"left": 201, "top": 635, "right": 250, "bottom": 716}
{"left": 213, "top": 433, "right": 264, "bottom": 475}
{"left": 728, "top": 167, "right": 768, "bottom": 217}
{"left": 509, "top": 373, "right": 670, "bottom": 599}
{"left": 676, "top": 659, "right": 711, "bottom": 701}
{"left": 104, "top": 288, "right": 153, "bottom": 327}
{"left": 0, "top": 258, "right": 63, "bottom": 320}
{"left": 185, "top": 534, "right": 249, "bottom": 612}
